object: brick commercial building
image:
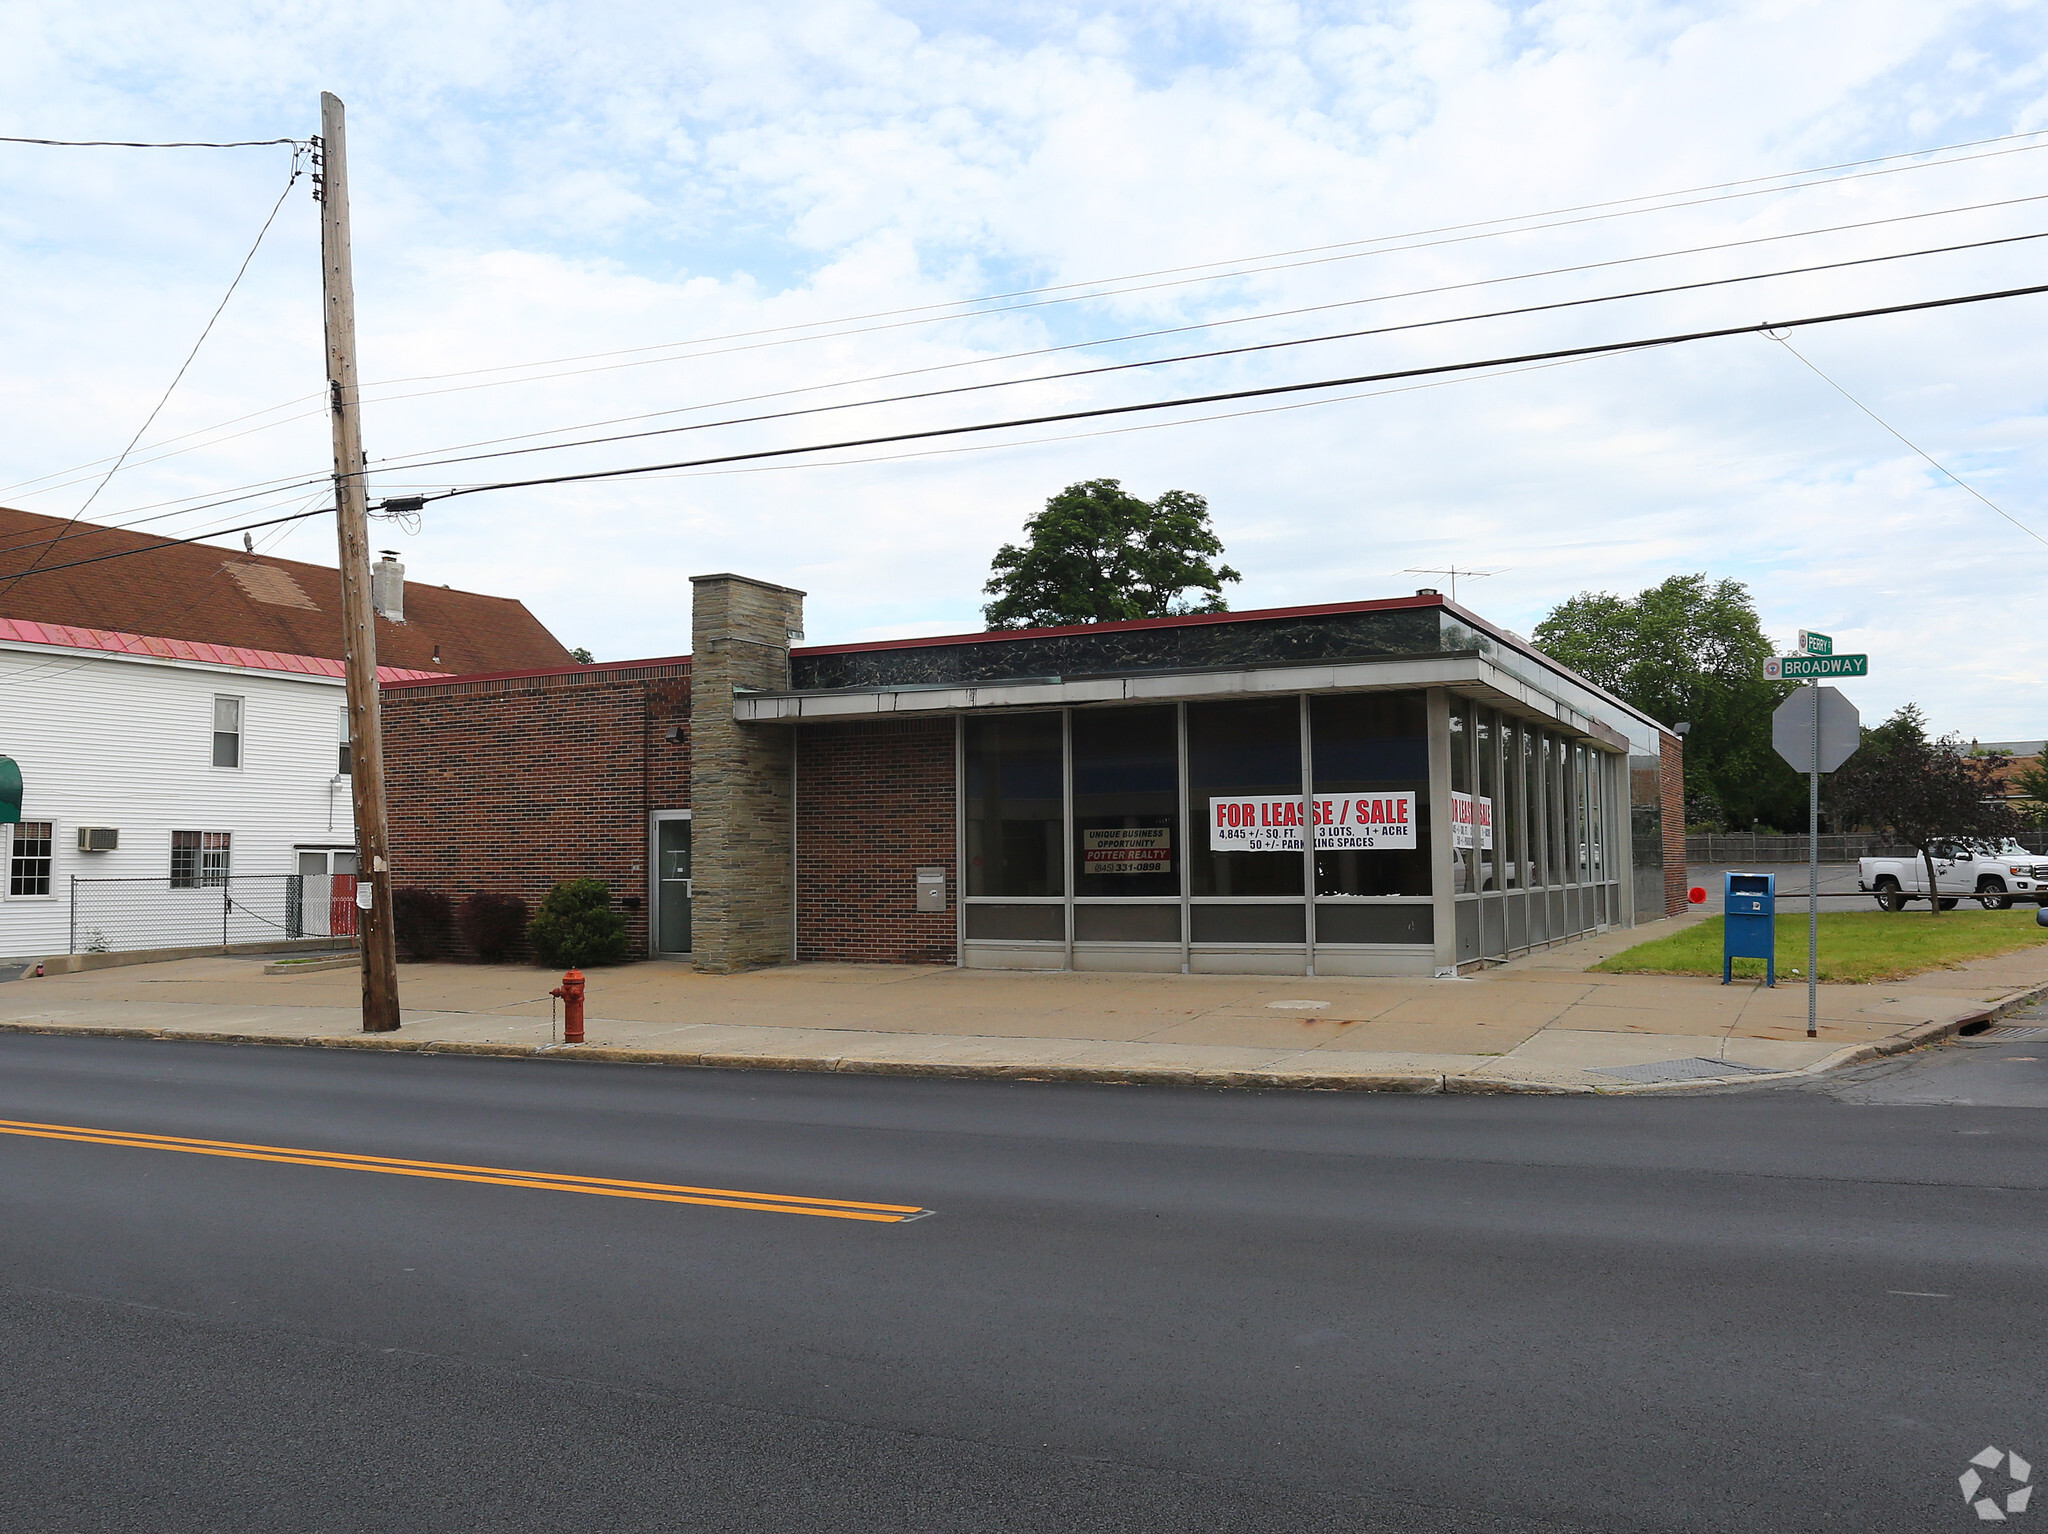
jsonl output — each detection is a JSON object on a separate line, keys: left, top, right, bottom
{"left": 382, "top": 575, "right": 1686, "bottom": 975}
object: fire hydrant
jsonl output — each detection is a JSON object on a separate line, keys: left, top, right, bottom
{"left": 550, "top": 968, "right": 585, "bottom": 1045}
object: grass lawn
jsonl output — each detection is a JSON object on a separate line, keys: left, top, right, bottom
{"left": 1594, "top": 910, "right": 2048, "bottom": 984}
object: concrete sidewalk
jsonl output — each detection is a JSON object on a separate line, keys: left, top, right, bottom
{"left": 3, "top": 910, "right": 2043, "bottom": 1093}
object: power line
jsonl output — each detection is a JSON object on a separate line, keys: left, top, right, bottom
{"left": 362, "top": 229, "right": 2048, "bottom": 480}
{"left": 4, "top": 278, "right": 2043, "bottom": 588}
{"left": 0, "top": 148, "right": 307, "bottom": 600}
{"left": 350, "top": 128, "right": 2048, "bottom": 392}
{"left": 0, "top": 135, "right": 305, "bottom": 148}
{"left": 409, "top": 279, "right": 2048, "bottom": 504}
{"left": 12, "top": 166, "right": 2044, "bottom": 513}
{"left": 1766, "top": 334, "right": 2048, "bottom": 551}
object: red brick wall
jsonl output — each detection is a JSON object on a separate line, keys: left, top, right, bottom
{"left": 796, "top": 717, "right": 956, "bottom": 963}
{"left": 382, "top": 667, "right": 690, "bottom": 961}
{"left": 1660, "top": 729, "right": 1686, "bottom": 916}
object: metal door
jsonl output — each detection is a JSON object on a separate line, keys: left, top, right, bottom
{"left": 654, "top": 815, "right": 692, "bottom": 955}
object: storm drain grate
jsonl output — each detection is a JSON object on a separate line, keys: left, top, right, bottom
{"left": 1983, "top": 1024, "right": 2048, "bottom": 1041}
{"left": 1589, "top": 1057, "right": 1781, "bottom": 1084}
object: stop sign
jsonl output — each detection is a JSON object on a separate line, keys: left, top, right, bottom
{"left": 1771, "top": 686, "right": 1860, "bottom": 774}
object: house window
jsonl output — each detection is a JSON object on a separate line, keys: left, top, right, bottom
{"left": 171, "top": 831, "right": 231, "bottom": 888}
{"left": 338, "top": 705, "right": 352, "bottom": 775}
{"left": 212, "top": 696, "right": 243, "bottom": 768}
{"left": 9, "top": 821, "right": 53, "bottom": 896}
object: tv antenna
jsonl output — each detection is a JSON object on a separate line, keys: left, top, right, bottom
{"left": 1403, "top": 565, "right": 1507, "bottom": 604}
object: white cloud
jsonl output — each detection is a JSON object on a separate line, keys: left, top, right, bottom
{"left": 1, "top": 0, "right": 2045, "bottom": 736}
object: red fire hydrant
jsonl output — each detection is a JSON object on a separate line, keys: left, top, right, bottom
{"left": 550, "top": 969, "right": 585, "bottom": 1045}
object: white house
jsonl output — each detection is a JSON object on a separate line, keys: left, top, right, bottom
{"left": 0, "top": 619, "right": 439, "bottom": 958}
{"left": 0, "top": 506, "right": 576, "bottom": 961}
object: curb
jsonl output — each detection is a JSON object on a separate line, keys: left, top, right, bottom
{"left": 2, "top": 978, "right": 2043, "bottom": 1096}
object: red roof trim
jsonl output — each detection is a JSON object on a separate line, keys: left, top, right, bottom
{"left": 0, "top": 616, "right": 446, "bottom": 683}
{"left": 380, "top": 654, "right": 693, "bottom": 690}
{"left": 788, "top": 594, "right": 1446, "bottom": 657}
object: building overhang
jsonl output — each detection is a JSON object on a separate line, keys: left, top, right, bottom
{"left": 734, "top": 651, "right": 1631, "bottom": 751}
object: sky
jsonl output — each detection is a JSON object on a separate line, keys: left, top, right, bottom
{"left": 1, "top": 0, "right": 2045, "bottom": 737}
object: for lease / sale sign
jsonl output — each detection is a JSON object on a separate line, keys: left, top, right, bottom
{"left": 1208, "top": 793, "right": 1417, "bottom": 853}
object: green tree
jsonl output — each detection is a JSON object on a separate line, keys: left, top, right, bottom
{"left": 1826, "top": 706, "right": 2025, "bottom": 915}
{"left": 526, "top": 878, "right": 630, "bottom": 967}
{"left": 1532, "top": 574, "right": 1802, "bottom": 830}
{"left": 982, "top": 479, "right": 1241, "bottom": 629}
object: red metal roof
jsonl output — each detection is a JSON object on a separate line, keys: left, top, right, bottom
{"left": 0, "top": 616, "right": 447, "bottom": 683}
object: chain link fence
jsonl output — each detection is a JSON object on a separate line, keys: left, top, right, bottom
{"left": 69, "top": 875, "right": 358, "bottom": 955}
{"left": 1684, "top": 833, "right": 2048, "bottom": 864}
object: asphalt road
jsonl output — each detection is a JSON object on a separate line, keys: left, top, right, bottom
{"left": 0, "top": 1032, "right": 2043, "bottom": 1533}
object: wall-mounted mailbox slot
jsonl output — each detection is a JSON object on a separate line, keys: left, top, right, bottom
{"left": 914, "top": 866, "right": 947, "bottom": 913}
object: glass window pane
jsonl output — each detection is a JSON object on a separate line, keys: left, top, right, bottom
{"left": 1074, "top": 904, "right": 1180, "bottom": 942}
{"left": 1500, "top": 720, "right": 1521, "bottom": 890}
{"left": 1071, "top": 706, "right": 1178, "bottom": 898}
{"left": 9, "top": 821, "right": 52, "bottom": 896}
{"left": 1309, "top": 692, "right": 1430, "bottom": 897}
{"left": 1190, "top": 904, "right": 1307, "bottom": 942}
{"left": 1576, "top": 745, "right": 1591, "bottom": 882}
{"left": 1524, "top": 728, "right": 1543, "bottom": 887}
{"left": 964, "top": 904, "right": 1065, "bottom": 941}
{"left": 964, "top": 713, "right": 1065, "bottom": 897}
{"left": 1476, "top": 709, "right": 1498, "bottom": 892}
{"left": 1545, "top": 735, "right": 1566, "bottom": 886}
{"left": 1188, "top": 698, "right": 1304, "bottom": 896}
{"left": 1447, "top": 700, "right": 1471, "bottom": 894}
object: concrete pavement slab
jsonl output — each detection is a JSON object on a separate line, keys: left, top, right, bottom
{"left": 5, "top": 911, "right": 2044, "bottom": 1094}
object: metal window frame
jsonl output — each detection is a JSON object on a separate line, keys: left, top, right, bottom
{"left": 211, "top": 694, "right": 245, "bottom": 771}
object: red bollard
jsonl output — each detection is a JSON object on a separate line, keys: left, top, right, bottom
{"left": 550, "top": 968, "right": 586, "bottom": 1044}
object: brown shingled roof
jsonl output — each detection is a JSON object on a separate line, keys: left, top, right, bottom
{"left": 0, "top": 505, "right": 573, "bottom": 674}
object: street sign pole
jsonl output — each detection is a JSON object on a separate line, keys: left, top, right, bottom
{"left": 1808, "top": 681, "right": 1819, "bottom": 1038}
{"left": 1769, "top": 676, "right": 1863, "bottom": 1038}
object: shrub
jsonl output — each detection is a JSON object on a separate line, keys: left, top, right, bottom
{"left": 526, "top": 878, "right": 631, "bottom": 968}
{"left": 457, "top": 891, "right": 529, "bottom": 963}
{"left": 392, "top": 888, "right": 453, "bottom": 961}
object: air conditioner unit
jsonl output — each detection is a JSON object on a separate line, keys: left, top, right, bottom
{"left": 77, "top": 827, "right": 119, "bottom": 852}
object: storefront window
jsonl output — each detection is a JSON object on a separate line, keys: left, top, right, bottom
{"left": 1526, "top": 729, "right": 1544, "bottom": 887}
{"left": 1589, "top": 749, "right": 1605, "bottom": 881}
{"left": 964, "top": 712, "right": 1064, "bottom": 897}
{"left": 1575, "top": 744, "right": 1591, "bottom": 881}
{"left": 1447, "top": 700, "right": 1471, "bottom": 894}
{"left": 1475, "top": 709, "right": 1498, "bottom": 893}
{"left": 1072, "top": 705, "right": 1178, "bottom": 898}
{"left": 1499, "top": 719, "right": 1521, "bottom": 889}
{"left": 1545, "top": 735, "right": 1566, "bottom": 886}
{"left": 1310, "top": 692, "right": 1430, "bottom": 897}
{"left": 1188, "top": 697, "right": 1304, "bottom": 896}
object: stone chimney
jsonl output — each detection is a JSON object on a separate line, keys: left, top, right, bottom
{"left": 688, "top": 573, "right": 806, "bottom": 972}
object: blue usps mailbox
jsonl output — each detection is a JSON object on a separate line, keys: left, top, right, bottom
{"left": 1723, "top": 872, "right": 1776, "bottom": 986}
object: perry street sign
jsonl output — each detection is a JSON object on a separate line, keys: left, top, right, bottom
{"left": 1797, "top": 629, "right": 1833, "bottom": 655}
{"left": 1771, "top": 686, "right": 1860, "bottom": 774}
{"left": 1764, "top": 653, "right": 1867, "bottom": 680}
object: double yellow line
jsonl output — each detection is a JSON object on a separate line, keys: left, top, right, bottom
{"left": 0, "top": 1117, "right": 930, "bottom": 1223}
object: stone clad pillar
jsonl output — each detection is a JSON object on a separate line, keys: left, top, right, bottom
{"left": 689, "top": 573, "right": 805, "bottom": 972}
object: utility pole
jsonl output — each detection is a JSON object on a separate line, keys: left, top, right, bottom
{"left": 316, "top": 92, "right": 401, "bottom": 1033}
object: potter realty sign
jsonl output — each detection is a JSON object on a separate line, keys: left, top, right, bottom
{"left": 1082, "top": 826, "right": 1173, "bottom": 874}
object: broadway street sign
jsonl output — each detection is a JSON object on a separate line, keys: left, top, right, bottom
{"left": 1765, "top": 653, "right": 1868, "bottom": 680}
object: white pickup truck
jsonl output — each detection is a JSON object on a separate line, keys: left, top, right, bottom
{"left": 1858, "top": 841, "right": 2048, "bottom": 910}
